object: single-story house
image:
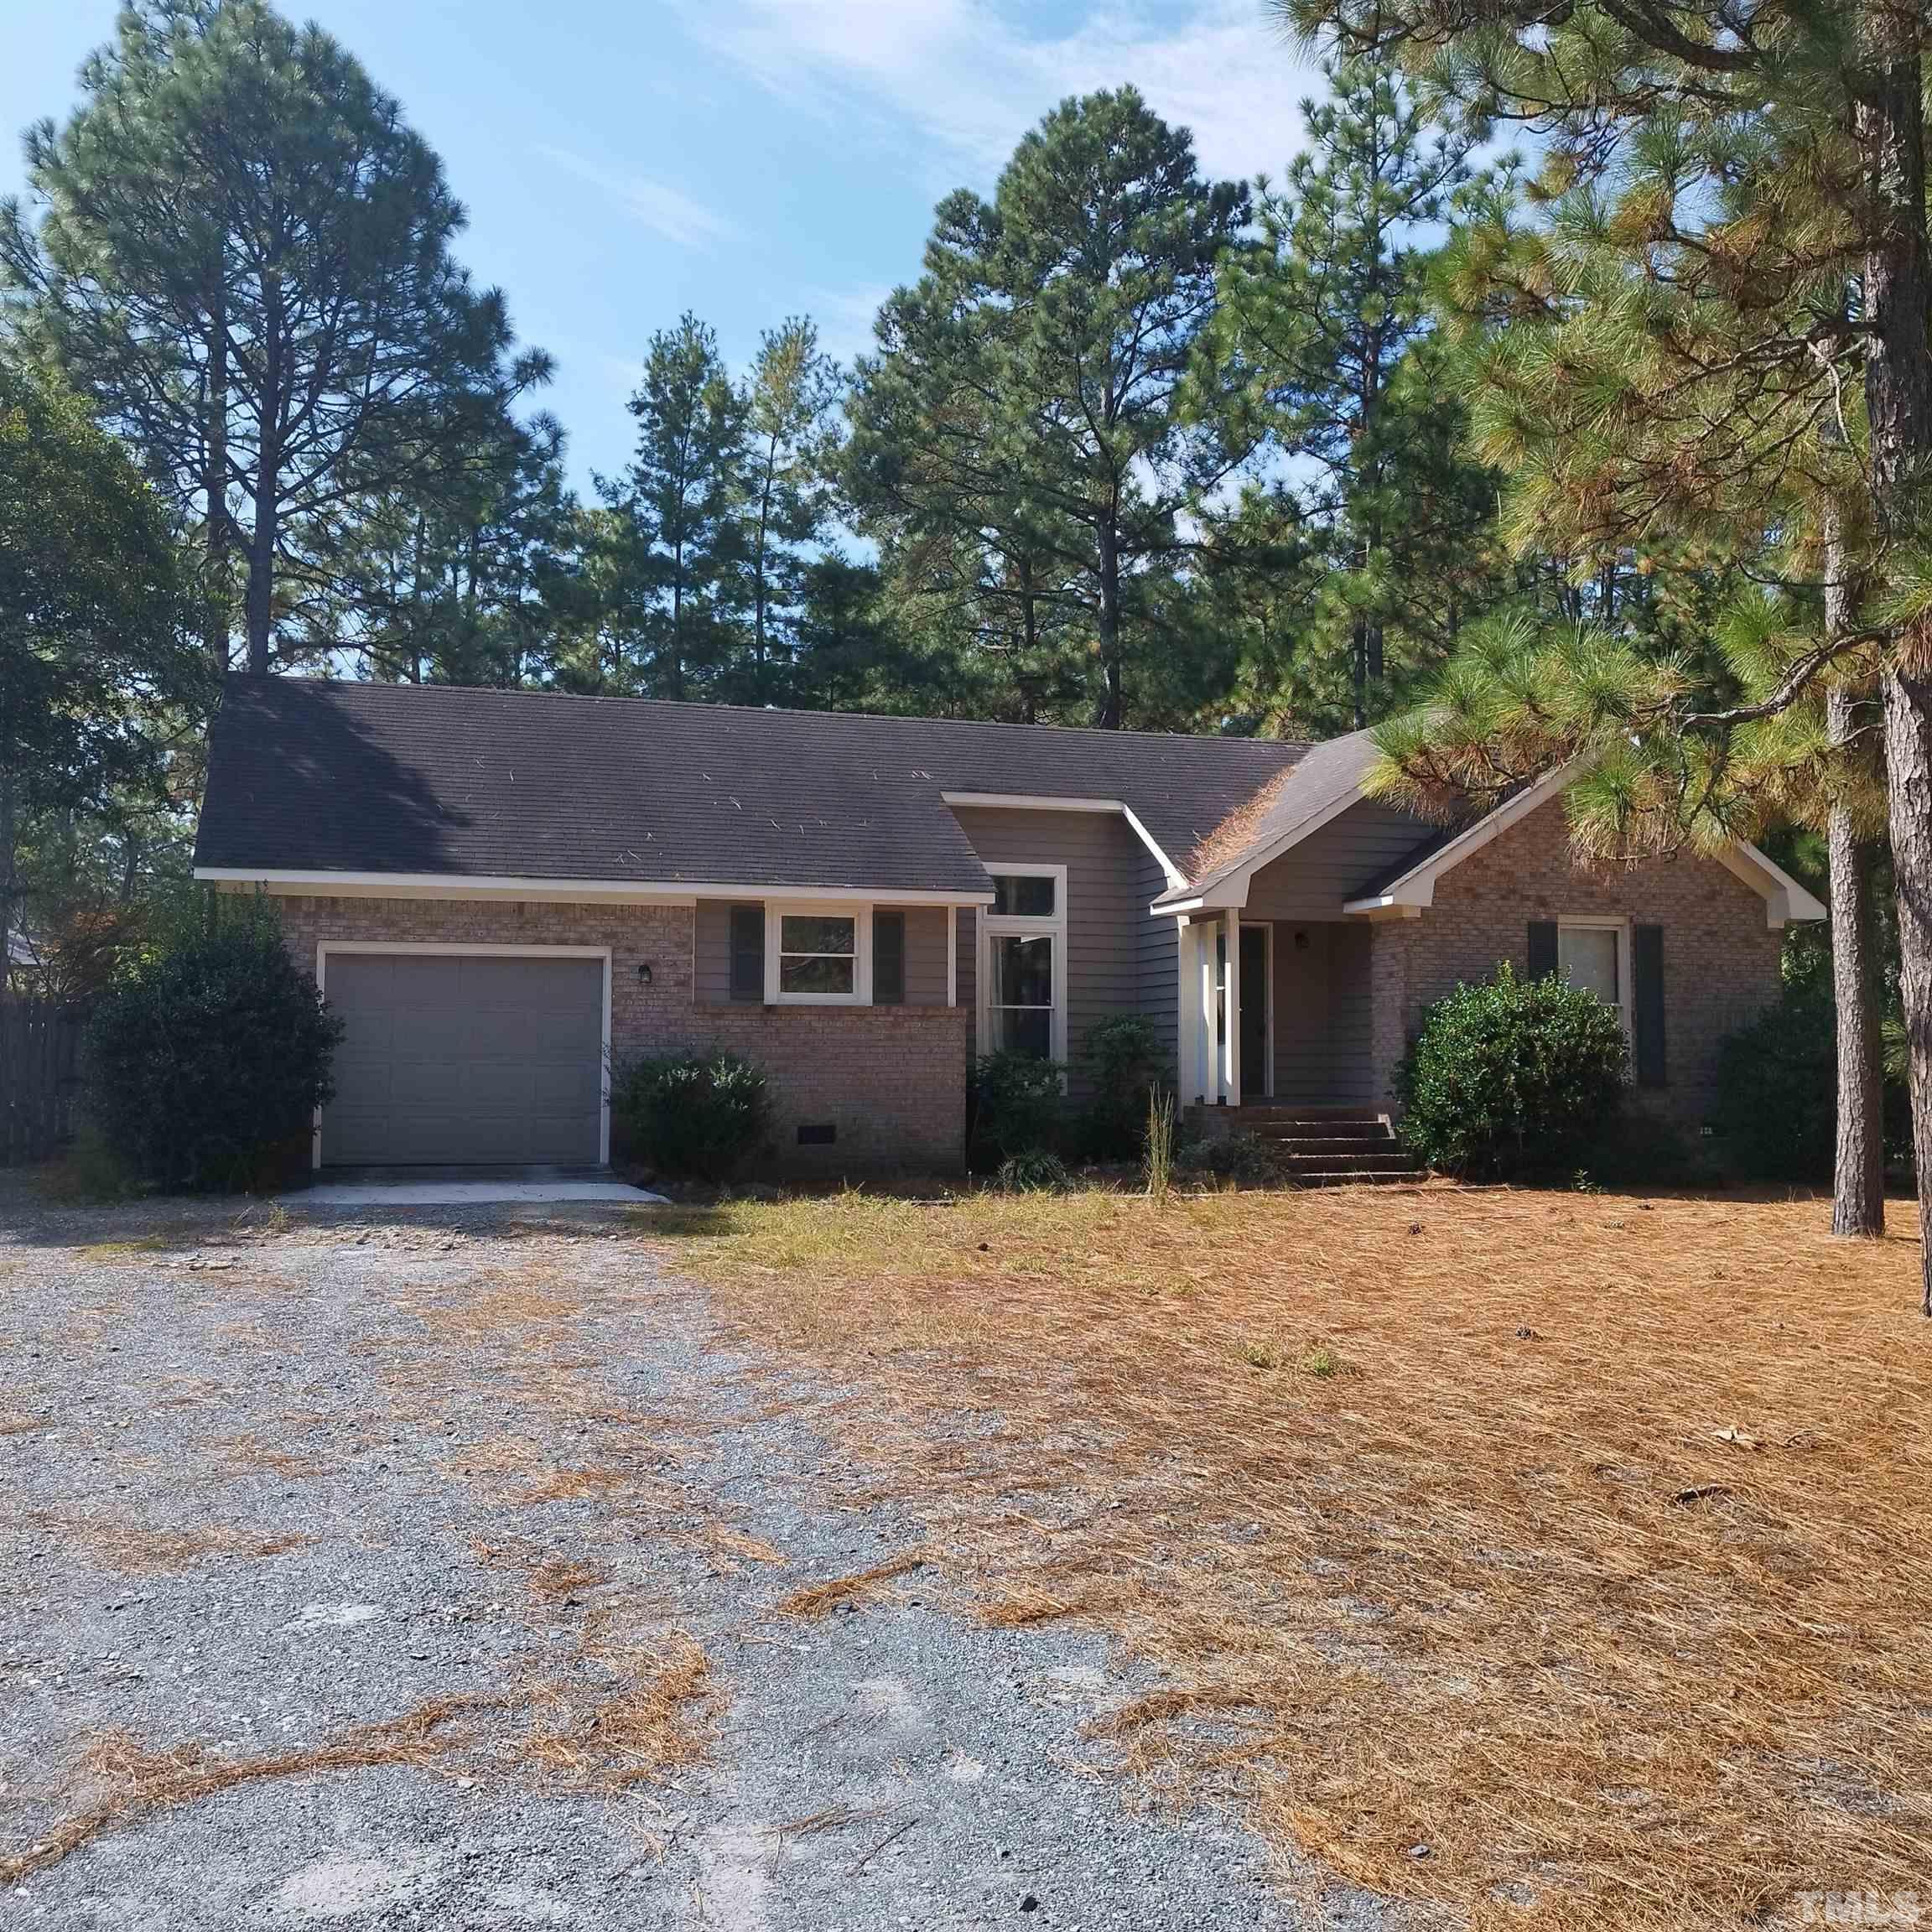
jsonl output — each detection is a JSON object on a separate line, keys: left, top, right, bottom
{"left": 192, "top": 676, "right": 1824, "bottom": 1174}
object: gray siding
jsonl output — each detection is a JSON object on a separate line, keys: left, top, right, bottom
{"left": 1243, "top": 799, "right": 1434, "bottom": 919}
{"left": 1135, "top": 845, "right": 1180, "bottom": 1082}
{"left": 1268, "top": 920, "right": 1375, "bottom": 1104}
{"left": 951, "top": 806, "right": 1162, "bottom": 1089}
{"left": 693, "top": 898, "right": 951, "bottom": 1007}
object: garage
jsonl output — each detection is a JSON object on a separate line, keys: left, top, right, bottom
{"left": 318, "top": 949, "right": 607, "bottom": 1167}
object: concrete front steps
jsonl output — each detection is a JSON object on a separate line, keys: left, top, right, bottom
{"left": 1218, "top": 1105, "right": 1422, "bottom": 1187}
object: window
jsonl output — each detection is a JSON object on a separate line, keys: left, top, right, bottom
{"left": 980, "top": 865, "right": 1067, "bottom": 1061}
{"left": 777, "top": 913, "right": 858, "bottom": 997}
{"left": 1557, "top": 917, "right": 1631, "bottom": 1030}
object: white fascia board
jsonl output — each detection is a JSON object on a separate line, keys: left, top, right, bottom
{"left": 1720, "top": 843, "right": 1829, "bottom": 927}
{"left": 194, "top": 866, "right": 994, "bottom": 907}
{"left": 1341, "top": 764, "right": 1579, "bottom": 916}
{"left": 943, "top": 792, "right": 1187, "bottom": 891}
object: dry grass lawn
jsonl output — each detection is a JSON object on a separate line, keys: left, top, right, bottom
{"left": 644, "top": 1182, "right": 1932, "bottom": 1931}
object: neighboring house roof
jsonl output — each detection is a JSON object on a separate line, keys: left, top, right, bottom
{"left": 192, "top": 677, "right": 1310, "bottom": 898}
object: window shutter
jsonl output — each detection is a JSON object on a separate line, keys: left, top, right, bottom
{"left": 728, "top": 905, "right": 765, "bottom": 1002}
{"left": 1633, "top": 923, "right": 1667, "bottom": 1087}
{"left": 873, "top": 910, "right": 906, "bottom": 1005}
{"left": 1526, "top": 920, "right": 1559, "bottom": 980}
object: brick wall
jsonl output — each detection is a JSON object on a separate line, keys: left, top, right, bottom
{"left": 273, "top": 895, "right": 967, "bottom": 1174}
{"left": 1366, "top": 802, "right": 1786, "bottom": 1124}
{"left": 699, "top": 1005, "right": 968, "bottom": 1175}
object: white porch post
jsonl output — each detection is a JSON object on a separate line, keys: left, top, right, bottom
{"left": 947, "top": 905, "right": 958, "bottom": 1007}
{"left": 1222, "top": 908, "right": 1242, "bottom": 1107}
{"left": 1176, "top": 917, "right": 1200, "bottom": 1104}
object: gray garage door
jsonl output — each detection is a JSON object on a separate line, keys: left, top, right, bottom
{"left": 321, "top": 953, "right": 604, "bottom": 1166}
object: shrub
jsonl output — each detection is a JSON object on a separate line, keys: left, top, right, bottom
{"left": 1176, "top": 1130, "right": 1283, "bottom": 1188}
{"left": 1396, "top": 964, "right": 1628, "bottom": 1180}
{"left": 969, "top": 1051, "right": 1063, "bottom": 1169}
{"left": 613, "top": 1049, "right": 771, "bottom": 1182}
{"left": 83, "top": 918, "right": 342, "bottom": 1192}
{"left": 995, "top": 1149, "right": 1072, "bottom": 1192}
{"left": 1711, "top": 980, "right": 1834, "bottom": 1181}
{"left": 1077, "top": 1012, "right": 1164, "bottom": 1158}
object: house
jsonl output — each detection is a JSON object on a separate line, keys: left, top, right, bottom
{"left": 192, "top": 676, "right": 1824, "bottom": 1173}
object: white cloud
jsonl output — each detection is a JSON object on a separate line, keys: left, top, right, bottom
{"left": 534, "top": 144, "right": 735, "bottom": 249}
{"left": 683, "top": 0, "right": 1312, "bottom": 188}
{"left": 796, "top": 281, "right": 896, "bottom": 366}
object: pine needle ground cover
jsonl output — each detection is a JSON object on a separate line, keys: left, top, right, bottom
{"left": 645, "top": 1184, "right": 1932, "bottom": 1929}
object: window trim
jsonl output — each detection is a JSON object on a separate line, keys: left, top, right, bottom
{"left": 978, "top": 864, "right": 1068, "bottom": 1062}
{"left": 1556, "top": 915, "right": 1632, "bottom": 1033}
{"left": 766, "top": 902, "right": 871, "bottom": 1005}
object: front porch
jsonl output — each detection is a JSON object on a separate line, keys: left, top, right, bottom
{"left": 1176, "top": 914, "right": 1387, "bottom": 1114}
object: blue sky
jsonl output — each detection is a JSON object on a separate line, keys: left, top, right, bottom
{"left": 3, "top": 2, "right": 1317, "bottom": 491}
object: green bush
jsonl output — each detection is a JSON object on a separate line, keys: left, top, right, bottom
{"left": 83, "top": 919, "right": 342, "bottom": 1192}
{"left": 969, "top": 1051, "right": 1064, "bottom": 1169}
{"left": 1077, "top": 1012, "right": 1165, "bottom": 1159}
{"left": 613, "top": 1049, "right": 771, "bottom": 1182}
{"left": 995, "top": 1148, "right": 1072, "bottom": 1192}
{"left": 1396, "top": 964, "right": 1628, "bottom": 1179}
{"left": 1711, "top": 980, "right": 1834, "bottom": 1181}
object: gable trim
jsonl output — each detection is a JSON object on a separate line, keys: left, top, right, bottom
{"left": 1342, "top": 766, "right": 1578, "bottom": 916}
{"left": 1151, "top": 778, "right": 1372, "bottom": 914}
{"left": 1339, "top": 768, "right": 1828, "bottom": 927}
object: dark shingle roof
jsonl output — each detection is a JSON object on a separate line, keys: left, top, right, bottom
{"left": 193, "top": 678, "right": 1311, "bottom": 895}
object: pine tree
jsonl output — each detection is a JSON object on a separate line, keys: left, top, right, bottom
{"left": 850, "top": 90, "right": 1249, "bottom": 727}
{"left": 1280, "top": 0, "right": 1932, "bottom": 1301}
{"left": 1205, "top": 58, "right": 1510, "bottom": 730}
{"left": 0, "top": 361, "right": 204, "bottom": 994}
{"left": 740, "top": 318, "right": 844, "bottom": 704}
{"left": 600, "top": 314, "right": 750, "bottom": 701}
{"left": 0, "top": 0, "right": 532, "bottom": 674}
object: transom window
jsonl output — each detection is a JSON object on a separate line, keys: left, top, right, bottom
{"left": 980, "top": 866, "right": 1067, "bottom": 1062}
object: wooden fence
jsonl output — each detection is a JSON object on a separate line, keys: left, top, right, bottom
{"left": 0, "top": 999, "right": 85, "bottom": 1166}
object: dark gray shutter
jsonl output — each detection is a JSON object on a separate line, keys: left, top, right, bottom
{"left": 873, "top": 910, "right": 906, "bottom": 1005}
{"left": 1527, "top": 920, "right": 1559, "bottom": 980}
{"left": 1633, "top": 923, "right": 1667, "bottom": 1087}
{"left": 729, "top": 905, "right": 764, "bottom": 1002}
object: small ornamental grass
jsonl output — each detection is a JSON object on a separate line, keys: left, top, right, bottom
{"left": 1397, "top": 963, "right": 1628, "bottom": 1179}
{"left": 82, "top": 916, "right": 341, "bottom": 1192}
{"left": 612, "top": 1049, "right": 771, "bottom": 1182}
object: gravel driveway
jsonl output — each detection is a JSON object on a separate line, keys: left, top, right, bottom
{"left": 0, "top": 1190, "right": 1395, "bottom": 1931}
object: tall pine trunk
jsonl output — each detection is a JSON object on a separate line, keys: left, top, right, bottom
{"left": 1828, "top": 687, "right": 1887, "bottom": 1235}
{"left": 1096, "top": 517, "right": 1122, "bottom": 729}
{"left": 1824, "top": 502, "right": 1885, "bottom": 1235}
{"left": 244, "top": 273, "right": 285, "bottom": 677}
{"left": 1857, "top": 3, "right": 1932, "bottom": 1309}
{"left": 204, "top": 279, "right": 229, "bottom": 672}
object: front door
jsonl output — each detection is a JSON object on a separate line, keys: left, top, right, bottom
{"left": 1239, "top": 926, "right": 1270, "bottom": 1099}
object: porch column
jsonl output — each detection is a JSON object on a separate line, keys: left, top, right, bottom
{"left": 1176, "top": 917, "right": 1200, "bottom": 1104}
{"left": 1222, "top": 908, "right": 1242, "bottom": 1107}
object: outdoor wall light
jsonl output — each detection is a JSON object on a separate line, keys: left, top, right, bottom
{"left": 636, "top": 962, "right": 653, "bottom": 984}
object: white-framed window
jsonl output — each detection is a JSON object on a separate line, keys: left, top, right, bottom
{"left": 1558, "top": 917, "right": 1631, "bottom": 1031}
{"left": 979, "top": 865, "right": 1067, "bottom": 1061}
{"left": 766, "top": 903, "right": 872, "bottom": 1005}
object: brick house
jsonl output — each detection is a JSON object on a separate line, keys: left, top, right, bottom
{"left": 192, "top": 678, "right": 1823, "bottom": 1175}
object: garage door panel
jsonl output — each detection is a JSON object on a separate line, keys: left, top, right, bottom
{"left": 321, "top": 953, "right": 603, "bottom": 1166}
